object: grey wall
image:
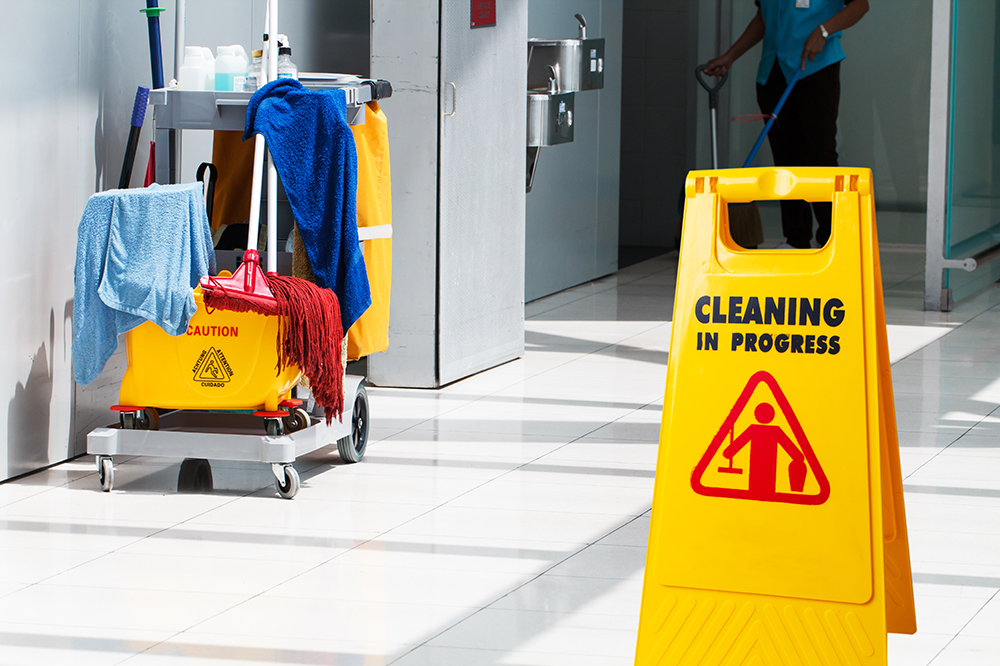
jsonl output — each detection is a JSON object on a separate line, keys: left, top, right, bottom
{"left": 525, "top": 0, "right": 623, "bottom": 302}
{"left": 619, "top": 0, "right": 696, "bottom": 250}
{"left": 367, "top": 0, "right": 441, "bottom": 387}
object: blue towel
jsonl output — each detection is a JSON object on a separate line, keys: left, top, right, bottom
{"left": 245, "top": 78, "right": 371, "bottom": 330}
{"left": 73, "top": 183, "right": 215, "bottom": 386}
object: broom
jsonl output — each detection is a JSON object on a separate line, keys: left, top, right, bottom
{"left": 199, "top": 0, "right": 344, "bottom": 423}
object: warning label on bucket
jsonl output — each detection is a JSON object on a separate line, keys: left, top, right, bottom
{"left": 192, "top": 347, "right": 233, "bottom": 387}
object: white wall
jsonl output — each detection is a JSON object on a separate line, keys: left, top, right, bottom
{"left": 0, "top": 1, "right": 163, "bottom": 479}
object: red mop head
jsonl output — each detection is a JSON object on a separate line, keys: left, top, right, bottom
{"left": 200, "top": 250, "right": 279, "bottom": 315}
{"left": 203, "top": 262, "right": 345, "bottom": 423}
{"left": 266, "top": 274, "right": 345, "bottom": 424}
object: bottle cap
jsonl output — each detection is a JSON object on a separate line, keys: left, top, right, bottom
{"left": 252, "top": 49, "right": 263, "bottom": 58}
{"left": 279, "top": 47, "right": 292, "bottom": 56}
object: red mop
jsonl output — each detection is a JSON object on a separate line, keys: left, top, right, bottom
{"left": 202, "top": 256, "right": 345, "bottom": 422}
{"left": 200, "top": 0, "right": 344, "bottom": 422}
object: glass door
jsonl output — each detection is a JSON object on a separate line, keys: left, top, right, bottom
{"left": 945, "top": 0, "right": 1000, "bottom": 301}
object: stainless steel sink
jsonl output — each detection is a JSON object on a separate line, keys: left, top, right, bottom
{"left": 527, "top": 91, "right": 574, "bottom": 147}
{"left": 527, "top": 37, "right": 605, "bottom": 92}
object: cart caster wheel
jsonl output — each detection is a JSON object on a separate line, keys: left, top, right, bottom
{"left": 98, "top": 456, "right": 114, "bottom": 492}
{"left": 121, "top": 408, "right": 159, "bottom": 431}
{"left": 337, "top": 385, "right": 369, "bottom": 463}
{"left": 139, "top": 407, "right": 160, "bottom": 431}
{"left": 274, "top": 464, "right": 299, "bottom": 499}
{"left": 265, "top": 419, "right": 284, "bottom": 437}
{"left": 178, "top": 458, "right": 214, "bottom": 493}
{"left": 283, "top": 408, "right": 310, "bottom": 434}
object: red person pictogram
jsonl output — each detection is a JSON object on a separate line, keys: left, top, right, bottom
{"left": 691, "top": 371, "right": 830, "bottom": 505}
{"left": 721, "top": 402, "right": 807, "bottom": 500}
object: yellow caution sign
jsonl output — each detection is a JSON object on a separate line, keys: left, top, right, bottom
{"left": 635, "top": 168, "right": 915, "bottom": 666}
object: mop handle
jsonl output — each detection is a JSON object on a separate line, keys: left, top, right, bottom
{"left": 245, "top": 0, "right": 276, "bottom": 258}
{"left": 742, "top": 67, "right": 803, "bottom": 168}
{"left": 265, "top": 0, "right": 279, "bottom": 273}
{"left": 118, "top": 86, "right": 150, "bottom": 189}
{"left": 140, "top": 1, "right": 166, "bottom": 89}
{"left": 695, "top": 64, "right": 729, "bottom": 170}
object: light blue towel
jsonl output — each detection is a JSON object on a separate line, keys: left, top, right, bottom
{"left": 73, "top": 183, "right": 215, "bottom": 386}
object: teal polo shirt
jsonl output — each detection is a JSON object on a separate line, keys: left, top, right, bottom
{"left": 755, "top": 0, "right": 852, "bottom": 85}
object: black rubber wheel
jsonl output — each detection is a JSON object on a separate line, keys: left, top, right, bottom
{"left": 141, "top": 407, "right": 160, "bottom": 431}
{"left": 265, "top": 419, "right": 283, "bottom": 437}
{"left": 283, "top": 408, "right": 310, "bottom": 434}
{"left": 177, "top": 458, "right": 214, "bottom": 493}
{"left": 337, "top": 386, "right": 369, "bottom": 463}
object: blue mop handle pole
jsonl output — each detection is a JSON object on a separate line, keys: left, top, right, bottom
{"left": 742, "top": 67, "right": 803, "bottom": 168}
{"left": 142, "top": 1, "right": 165, "bottom": 89}
{"left": 118, "top": 86, "right": 151, "bottom": 189}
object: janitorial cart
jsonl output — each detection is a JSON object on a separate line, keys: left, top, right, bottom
{"left": 86, "top": 0, "right": 392, "bottom": 498}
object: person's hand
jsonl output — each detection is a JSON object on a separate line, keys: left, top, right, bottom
{"left": 703, "top": 54, "right": 734, "bottom": 77}
{"left": 800, "top": 27, "right": 826, "bottom": 69}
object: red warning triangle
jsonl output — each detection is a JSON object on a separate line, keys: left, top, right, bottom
{"left": 691, "top": 371, "right": 830, "bottom": 505}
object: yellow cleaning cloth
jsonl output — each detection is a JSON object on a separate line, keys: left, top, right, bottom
{"left": 346, "top": 102, "right": 392, "bottom": 360}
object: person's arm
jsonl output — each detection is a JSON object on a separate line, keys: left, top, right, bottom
{"left": 775, "top": 430, "right": 804, "bottom": 463}
{"left": 800, "top": 0, "right": 869, "bottom": 69}
{"left": 703, "top": 9, "right": 765, "bottom": 77}
{"left": 723, "top": 427, "right": 753, "bottom": 459}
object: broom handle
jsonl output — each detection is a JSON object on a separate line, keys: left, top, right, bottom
{"left": 742, "top": 66, "right": 802, "bottom": 168}
{"left": 266, "top": 0, "right": 279, "bottom": 273}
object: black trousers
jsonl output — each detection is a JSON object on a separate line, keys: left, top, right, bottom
{"left": 756, "top": 61, "right": 840, "bottom": 248}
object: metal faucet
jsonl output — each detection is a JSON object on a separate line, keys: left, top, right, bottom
{"left": 574, "top": 14, "right": 587, "bottom": 39}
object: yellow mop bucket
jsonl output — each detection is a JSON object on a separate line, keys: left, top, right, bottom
{"left": 118, "top": 287, "right": 301, "bottom": 413}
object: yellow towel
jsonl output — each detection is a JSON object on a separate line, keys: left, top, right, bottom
{"left": 346, "top": 102, "right": 392, "bottom": 361}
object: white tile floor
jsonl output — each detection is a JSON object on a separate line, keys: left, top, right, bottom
{"left": 1, "top": 247, "right": 999, "bottom": 664}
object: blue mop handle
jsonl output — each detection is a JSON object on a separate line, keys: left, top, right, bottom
{"left": 742, "top": 67, "right": 803, "bottom": 168}
{"left": 141, "top": 1, "right": 165, "bottom": 90}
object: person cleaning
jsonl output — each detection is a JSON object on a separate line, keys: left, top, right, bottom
{"left": 704, "top": 0, "right": 869, "bottom": 249}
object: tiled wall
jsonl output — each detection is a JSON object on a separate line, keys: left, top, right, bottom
{"left": 619, "top": 0, "right": 693, "bottom": 249}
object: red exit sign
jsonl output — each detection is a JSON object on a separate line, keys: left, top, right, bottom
{"left": 471, "top": 0, "right": 496, "bottom": 28}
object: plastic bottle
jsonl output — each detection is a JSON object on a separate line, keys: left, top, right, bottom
{"left": 199, "top": 47, "right": 215, "bottom": 90}
{"left": 215, "top": 45, "right": 249, "bottom": 92}
{"left": 244, "top": 50, "right": 263, "bottom": 92}
{"left": 277, "top": 47, "right": 298, "bottom": 80}
{"left": 179, "top": 46, "right": 209, "bottom": 90}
